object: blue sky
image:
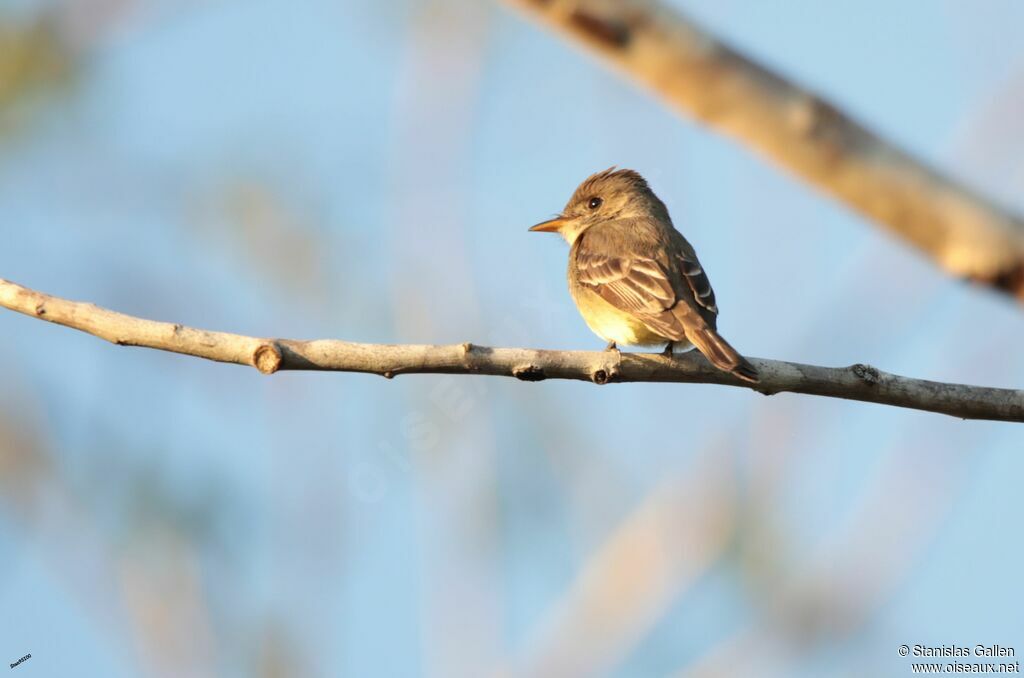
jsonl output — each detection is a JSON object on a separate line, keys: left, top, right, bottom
{"left": 1, "top": 1, "right": 1022, "bottom": 676}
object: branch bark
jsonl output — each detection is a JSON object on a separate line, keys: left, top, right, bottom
{"left": 2, "top": 278, "right": 1021, "bottom": 422}
{"left": 502, "top": 0, "right": 1024, "bottom": 302}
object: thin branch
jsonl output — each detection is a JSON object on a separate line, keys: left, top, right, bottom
{"left": 2, "top": 279, "right": 1021, "bottom": 422}
{"left": 502, "top": 0, "right": 1024, "bottom": 302}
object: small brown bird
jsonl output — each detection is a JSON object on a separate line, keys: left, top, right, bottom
{"left": 530, "top": 168, "right": 759, "bottom": 383}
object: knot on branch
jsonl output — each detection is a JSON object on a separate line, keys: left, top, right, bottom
{"left": 787, "top": 95, "right": 847, "bottom": 166}
{"left": 569, "top": 9, "right": 631, "bottom": 48}
{"left": 982, "top": 262, "right": 1024, "bottom": 301}
{"left": 254, "top": 342, "right": 282, "bottom": 375}
{"left": 512, "top": 364, "right": 546, "bottom": 381}
{"left": 591, "top": 365, "right": 620, "bottom": 385}
{"left": 851, "top": 363, "right": 880, "bottom": 385}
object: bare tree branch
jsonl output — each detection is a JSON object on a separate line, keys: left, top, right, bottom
{"left": 2, "top": 279, "right": 1021, "bottom": 422}
{"left": 502, "top": 0, "right": 1024, "bottom": 302}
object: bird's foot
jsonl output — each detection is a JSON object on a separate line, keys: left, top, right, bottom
{"left": 662, "top": 341, "right": 674, "bottom": 357}
{"left": 604, "top": 341, "right": 619, "bottom": 353}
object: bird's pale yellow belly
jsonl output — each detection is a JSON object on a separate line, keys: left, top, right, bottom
{"left": 571, "top": 285, "right": 689, "bottom": 348}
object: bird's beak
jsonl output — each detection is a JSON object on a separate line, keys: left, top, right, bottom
{"left": 529, "top": 217, "right": 567, "bottom": 233}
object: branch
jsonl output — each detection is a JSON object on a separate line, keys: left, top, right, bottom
{"left": 2, "top": 279, "right": 1021, "bottom": 422}
{"left": 503, "top": 0, "right": 1024, "bottom": 303}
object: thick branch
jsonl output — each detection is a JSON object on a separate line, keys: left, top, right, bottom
{"left": 503, "top": 0, "right": 1024, "bottom": 302}
{"left": 2, "top": 279, "right": 1021, "bottom": 422}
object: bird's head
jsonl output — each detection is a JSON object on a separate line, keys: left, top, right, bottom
{"left": 529, "top": 167, "right": 667, "bottom": 243}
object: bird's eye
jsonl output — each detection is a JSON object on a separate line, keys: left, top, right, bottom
{"left": 587, "top": 197, "right": 603, "bottom": 210}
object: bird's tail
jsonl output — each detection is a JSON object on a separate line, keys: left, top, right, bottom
{"left": 687, "top": 327, "right": 760, "bottom": 383}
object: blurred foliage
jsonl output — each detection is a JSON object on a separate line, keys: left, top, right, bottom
{"left": 0, "top": 406, "right": 50, "bottom": 518}
{"left": 0, "top": 12, "right": 77, "bottom": 140}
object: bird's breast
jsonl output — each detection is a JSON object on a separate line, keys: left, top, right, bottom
{"left": 569, "top": 284, "right": 668, "bottom": 347}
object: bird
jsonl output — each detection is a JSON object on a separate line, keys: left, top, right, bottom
{"left": 529, "top": 167, "right": 759, "bottom": 383}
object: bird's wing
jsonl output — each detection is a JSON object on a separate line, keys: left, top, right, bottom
{"left": 674, "top": 247, "right": 718, "bottom": 316}
{"left": 574, "top": 225, "right": 704, "bottom": 340}
{"left": 575, "top": 249, "right": 675, "bottom": 314}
